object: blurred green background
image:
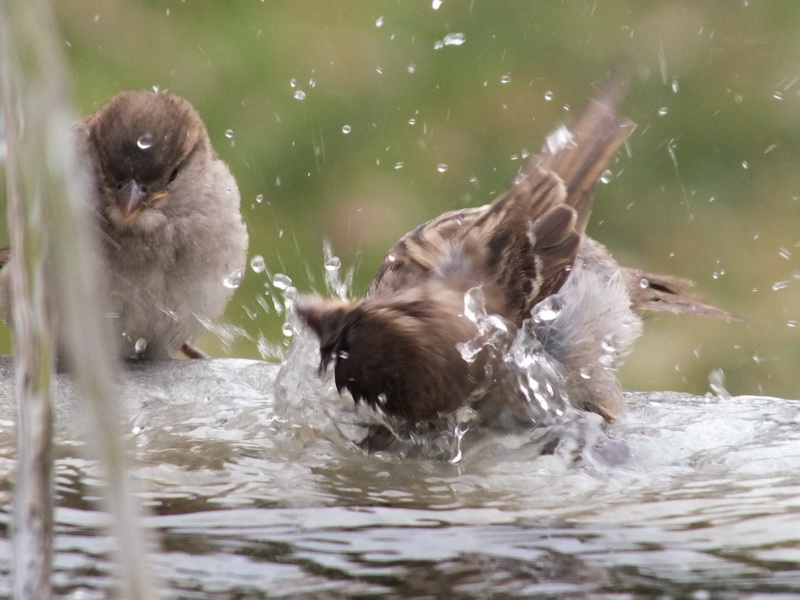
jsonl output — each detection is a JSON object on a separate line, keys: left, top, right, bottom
{"left": 3, "top": 0, "right": 799, "bottom": 399}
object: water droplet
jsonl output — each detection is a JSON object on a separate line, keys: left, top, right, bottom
{"left": 463, "top": 287, "right": 487, "bottom": 322}
{"left": 293, "top": 90, "right": 306, "bottom": 100}
{"left": 224, "top": 129, "right": 234, "bottom": 139}
{"left": 250, "top": 255, "right": 266, "bottom": 273}
{"left": 708, "top": 368, "right": 730, "bottom": 398}
{"left": 436, "top": 163, "right": 448, "bottom": 173}
{"left": 671, "top": 78, "right": 679, "bottom": 93}
{"left": 308, "top": 78, "right": 316, "bottom": 88}
{"left": 779, "top": 247, "right": 792, "bottom": 260}
{"left": 281, "top": 322, "right": 294, "bottom": 337}
{"left": 341, "top": 124, "right": 351, "bottom": 134}
{"left": 375, "top": 15, "right": 384, "bottom": 27}
{"left": 601, "top": 334, "right": 621, "bottom": 354}
{"left": 598, "top": 354, "right": 618, "bottom": 370}
{"left": 223, "top": 268, "right": 244, "bottom": 289}
{"left": 741, "top": 161, "right": 749, "bottom": 169}
{"left": 658, "top": 106, "right": 669, "bottom": 116}
{"left": 546, "top": 125, "right": 573, "bottom": 153}
{"left": 289, "top": 78, "right": 297, "bottom": 88}
{"left": 131, "top": 413, "right": 146, "bottom": 435}
{"left": 272, "top": 273, "right": 293, "bottom": 290}
{"left": 500, "top": 74, "right": 511, "bottom": 85}
{"left": 394, "top": 161, "right": 404, "bottom": 170}
{"left": 134, "top": 338, "right": 147, "bottom": 354}
{"left": 599, "top": 169, "right": 614, "bottom": 184}
{"left": 377, "top": 393, "right": 388, "bottom": 406}
{"left": 773, "top": 91, "right": 783, "bottom": 101}
{"left": 337, "top": 350, "right": 350, "bottom": 360}
{"left": 386, "top": 253, "right": 397, "bottom": 263}
{"left": 772, "top": 280, "right": 790, "bottom": 291}
{"left": 734, "top": 94, "right": 743, "bottom": 104}
{"left": 432, "top": 0, "right": 443, "bottom": 9}
{"left": 434, "top": 32, "right": 465, "bottom": 49}
{"left": 579, "top": 365, "right": 594, "bottom": 380}
{"left": 256, "top": 193, "right": 264, "bottom": 203}
{"left": 407, "top": 118, "right": 416, "bottom": 126}
{"left": 639, "top": 278, "right": 650, "bottom": 289}
{"left": 788, "top": 320, "right": 797, "bottom": 328}
{"left": 324, "top": 256, "right": 341, "bottom": 271}
{"left": 531, "top": 295, "right": 564, "bottom": 322}
{"left": 407, "top": 64, "right": 416, "bottom": 74}
{"left": 136, "top": 133, "right": 154, "bottom": 150}
{"left": 544, "top": 90, "right": 554, "bottom": 102}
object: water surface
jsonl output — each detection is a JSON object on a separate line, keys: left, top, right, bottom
{"left": 0, "top": 356, "right": 799, "bottom": 598}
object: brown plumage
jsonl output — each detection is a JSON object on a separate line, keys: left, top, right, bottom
{"left": 298, "top": 75, "right": 732, "bottom": 425}
{"left": 0, "top": 91, "right": 248, "bottom": 360}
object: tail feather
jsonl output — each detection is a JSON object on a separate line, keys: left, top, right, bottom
{"left": 625, "top": 268, "right": 741, "bottom": 320}
{"left": 533, "top": 71, "right": 634, "bottom": 231}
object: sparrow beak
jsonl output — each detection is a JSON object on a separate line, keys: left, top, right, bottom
{"left": 116, "top": 180, "right": 148, "bottom": 224}
{"left": 115, "top": 181, "right": 168, "bottom": 224}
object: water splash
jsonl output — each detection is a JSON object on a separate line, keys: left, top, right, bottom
{"left": 322, "top": 240, "right": 352, "bottom": 300}
{"left": 276, "top": 261, "right": 588, "bottom": 461}
{"left": 708, "top": 368, "right": 731, "bottom": 399}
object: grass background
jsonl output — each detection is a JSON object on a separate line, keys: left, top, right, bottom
{"left": 2, "top": 0, "right": 799, "bottom": 399}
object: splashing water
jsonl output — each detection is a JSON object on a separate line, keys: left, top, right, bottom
{"left": 322, "top": 240, "right": 352, "bottom": 300}
{"left": 275, "top": 254, "right": 601, "bottom": 462}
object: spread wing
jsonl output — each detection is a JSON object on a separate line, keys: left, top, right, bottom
{"left": 369, "top": 74, "right": 634, "bottom": 324}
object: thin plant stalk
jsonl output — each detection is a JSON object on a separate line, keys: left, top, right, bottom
{"left": 0, "top": 0, "right": 161, "bottom": 597}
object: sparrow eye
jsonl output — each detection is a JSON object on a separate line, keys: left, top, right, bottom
{"left": 168, "top": 167, "right": 179, "bottom": 184}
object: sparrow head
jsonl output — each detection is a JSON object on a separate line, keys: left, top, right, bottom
{"left": 85, "top": 90, "right": 209, "bottom": 229}
{"left": 297, "top": 285, "right": 482, "bottom": 422}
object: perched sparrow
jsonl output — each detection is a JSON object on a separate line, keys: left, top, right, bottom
{"left": 0, "top": 91, "right": 249, "bottom": 360}
{"left": 298, "top": 76, "right": 731, "bottom": 425}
